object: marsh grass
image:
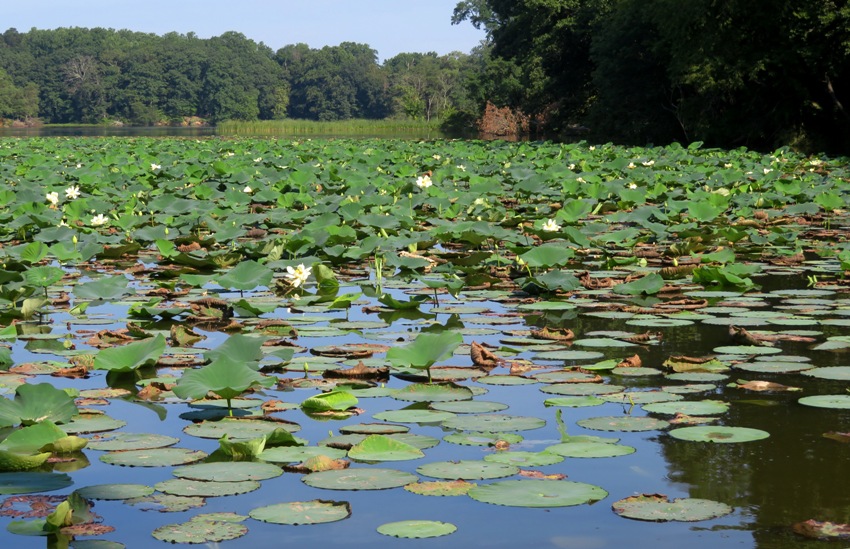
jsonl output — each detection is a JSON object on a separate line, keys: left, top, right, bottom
{"left": 217, "top": 118, "right": 445, "bottom": 137}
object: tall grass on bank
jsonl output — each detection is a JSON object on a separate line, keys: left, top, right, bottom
{"left": 217, "top": 118, "right": 445, "bottom": 137}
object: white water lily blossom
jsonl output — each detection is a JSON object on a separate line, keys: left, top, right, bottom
{"left": 285, "top": 263, "right": 312, "bottom": 288}
{"left": 243, "top": 185, "right": 253, "bottom": 193}
{"left": 65, "top": 185, "right": 81, "bottom": 200}
{"left": 150, "top": 163, "right": 161, "bottom": 170}
{"left": 628, "top": 182, "right": 638, "bottom": 190}
{"left": 46, "top": 192, "right": 59, "bottom": 206}
{"left": 90, "top": 213, "right": 109, "bottom": 227}
{"left": 542, "top": 219, "right": 562, "bottom": 232}
{"left": 416, "top": 174, "right": 433, "bottom": 189}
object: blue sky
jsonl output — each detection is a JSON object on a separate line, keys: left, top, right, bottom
{"left": 5, "top": 0, "right": 487, "bottom": 62}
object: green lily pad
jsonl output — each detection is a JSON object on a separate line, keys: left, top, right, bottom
{"left": 152, "top": 520, "right": 248, "bottom": 543}
{"left": 100, "top": 447, "right": 207, "bottom": 467}
{"left": 184, "top": 418, "right": 300, "bottom": 440}
{"left": 62, "top": 414, "right": 127, "bottom": 434}
{"left": 155, "top": 478, "right": 261, "bottom": 497}
{"left": 339, "top": 423, "right": 410, "bottom": 435}
{"left": 534, "top": 350, "right": 605, "bottom": 361}
{"left": 347, "top": 435, "right": 425, "bottom": 462}
{"left": 125, "top": 493, "right": 206, "bottom": 513}
{"left": 249, "top": 500, "right": 351, "bottom": 525}
{"left": 172, "top": 461, "right": 283, "bottom": 481}
{"left": 442, "top": 414, "right": 545, "bottom": 432}
{"left": 86, "top": 433, "right": 179, "bottom": 452}
{"left": 430, "top": 400, "right": 509, "bottom": 413}
{"left": 798, "top": 395, "right": 850, "bottom": 409}
{"left": 391, "top": 382, "right": 474, "bottom": 402}
{"left": 259, "top": 446, "right": 348, "bottom": 463}
{"left": 734, "top": 361, "right": 814, "bottom": 374}
{"left": 540, "top": 384, "right": 626, "bottom": 396}
{"left": 533, "top": 371, "right": 602, "bottom": 383}
{"left": 75, "top": 483, "right": 155, "bottom": 500}
{"left": 483, "top": 451, "right": 564, "bottom": 466}
{"left": 377, "top": 520, "right": 457, "bottom": 539}
{"left": 443, "top": 432, "right": 524, "bottom": 446}
{"left": 0, "top": 472, "right": 73, "bottom": 494}
{"left": 477, "top": 375, "right": 537, "bottom": 386}
{"left": 642, "top": 400, "right": 730, "bottom": 416}
{"left": 416, "top": 460, "right": 519, "bottom": 480}
{"left": 93, "top": 334, "right": 167, "bottom": 372}
{"left": 373, "top": 409, "right": 456, "bottom": 424}
{"left": 801, "top": 366, "right": 850, "bottom": 380}
{"left": 468, "top": 479, "right": 607, "bottom": 507}
{"left": 613, "top": 494, "right": 733, "bottom": 522}
{"left": 545, "top": 442, "right": 636, "bottom": 458}
{"left": 543, "top": 396, "right": 606, "bottom": 407}
{"left": 711, "top": 345, "right": 782, "bottom": 356}
{"left": 601, "top": 391, "right": 683, "bottom": 404}
{"left": 668, "top": 426, "right": 770, "bottom": 442}
{"left": 577, "top": 416, "right": 670, "bottom": 432}
{"left": 302, "top": 468, "right": 418, "bottom": 490}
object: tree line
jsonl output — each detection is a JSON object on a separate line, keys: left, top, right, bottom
{"left": 0, "top": 26, "right": 486, "bottom": 128}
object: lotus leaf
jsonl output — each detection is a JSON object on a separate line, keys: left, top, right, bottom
{"left": 468, "top": 479, "right": 607, "bottom": 507}
{"left": 0, "top": 382, "right": 78, "bottom": 427}
{"left": 93, "top": 334, "right": 166, "bottom": 372}
{"left": 377, "top": 520, "right": 457, "bottom": 539}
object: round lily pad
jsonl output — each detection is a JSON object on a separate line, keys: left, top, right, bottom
{"left": 664, "top": 372, "right": 728, "bottom": 382}
{"left": 534, "top": 350, "right": 605, "bottom": 361}
{"left": 259, "top": 446, "right": 348, "bottom": 463}
{"left": 347, "top": 435, "right": 425, "bottom": 462}
{"left": 172, "top": 461, "right": 283, "bottom": 482}
{"left": 302, "top": 468, "right": 418, "bottom": 490}
{"left": 477, "top": 375, "right": 537, "bottom": 386}
{"left": 543, "top": 396, "right": 605, "bottom": 407}
{"left": 712, "top": 345, "right": 782, "bottom": 356}
{"left": 416, "top": 460, "right": 519, "bottom": 480}
{"left": 443, "top": 432, "right": 524, "bottom": 446}
{"left": 75, "top": 483, "right": 155, "bottom": 500}
{"left": 642, "top": 400, "right": 729, "bottom": 416}
{"left": 668, "top": 426, "right": 770, "bottom": 442}
{"left": 801, "top": 366, "right": 850, "bottom": 381}
{"left": 573, "top": 337, "right": 637, "bottom": 348}
{"left": 339, "top": 423, "right": 410, "bottom": 435}
{"left": 124, "top": 493, "right": 206, "bottom": 513}
{"left": 662, "top": 383, "right": 717, "bottom": 394}
{"left": 391, "top": 382, "right": 474, "bottom": 402}
{"left": 442, "top": 414, "right": 545, "bottom": 432}
{"left": 546, "top": 442, "right": 636, "bottom": 458}
{"left": 627, "top": 318, "right": 693, "bottom": 327}
{"left": 798, "top": 395, "right": 850, "bottom": 409}
{"left": 184, "top": 418, "right": 300, "bottom": 440}
{"left": 613, "top": 494, "right": 733, "bottom": 522}
{"left": 540, "top": 384, "right": 625, "bottom": 396}
{"left": 533, "top": 371, "right": 601, "bottom": 383}
{"left": 250, "top": 500, "right": 351, "bottom": 525}
{"left": 733, "top": 361, "right": 814, "bottom": 374}
{"left": 468, "top": 479, "right": 607, "bottom": 508}
{"left": 430, "top": 400, "right": 509, "bottom": 414}
{"left": 601, "top": 391, "right": 683, "bottom": 405}
{"left": 483, "top": 451, "right": 564, "bottom": 466}
{"left": 100, "top": 447, "right": 207, "bottom": 467}
{"left": 577, "top": 416, "right": 670, "bottom": 432}
{"left": 404, "top": 479, "right": 476, "bottom": 496}
{"left": 86, "top": 433, "right": 180, "bottom": 452}
{"left": 62, "top": 414, "right": 127, "bottom": 434}
{"left": 377, "top": 520, "right": 457, "bottom": 539}
{"left": 373, "top": 409, "right": 456, "bottom": 424}
{"left": 0, "top": 472, "right": 73, "bottom": 495}
{"left": 152, "top": 520, "right": 248, "bottom": 543}
{"left": 155, "top": 478, "right": 260, "bottom": 497}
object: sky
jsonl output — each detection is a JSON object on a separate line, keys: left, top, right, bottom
{"left": 4, "top": 0, "right": 487, "bottom": 62}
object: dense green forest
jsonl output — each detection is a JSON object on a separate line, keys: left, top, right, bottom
{"left": 1, "top": 0, "right": 849, "bottom": 152}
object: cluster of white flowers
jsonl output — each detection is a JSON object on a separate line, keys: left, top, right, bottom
{"left": 285, "top": 264, "right": 312, "bottom": 288}
{"left": 416, "top": 174, "right": 433, "bottom": 189}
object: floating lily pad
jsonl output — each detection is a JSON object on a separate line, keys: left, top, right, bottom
{"left": 801, "top": 366, "right": 850, "bottom": 380}
{"left": 259, "top": 446, "right": 348, "bottom": 463}
{"left": 377, "top": 520, "right": 457, "bottom": 539}
{"left": 0, "top": 472, "right": 73, "bottom": 495}
{"left": 543, "top": 396, "right": 606, "bottom": 407}
{"left": 483, "top": 451, "right": 564, "bottom": 466}
{"left": 573, "top": 338, "right": 637, "bottom": 348}
{"left": 546, "top": 442, "right": 636, "bottom": 458}
{"left": 642, "top": 400, "right": 729, "bottom": 416}
{"left": 184, "top": 418, "right": 300, "bottom": 440}
{"left": 339, "top": 423, "right": 410, "bottom": 435}
{"left": 172, "top": 461, "right": 283, "bottom": 482}
{"left": 627, "top": 318, "right": 693, "bottom": 327}
{"left": 155, "top": 478, "right": 260, "bottom": 497}
{"left": 373, "top": 409, "right": 456, "bottom": 424}
{"left": 86, "top": 433, "right": 179, "bottom": 452}
{"left": 712, "top": 345, "right": 782, "bottom": 356}
{"left": 430, "top": 400, "right": 509, "bottom": 413}
{"left": 601, "top": 391, "right": 683, "bottom": 404}
{"left": 249, "top": 500, "right": 351, "bottom": 525}
{"left": 100, "top": 447, "right": 207, "bottom": 467}
{"left": 62, "top": 414, "right": 127, "bottom": 435}
{"left": 533, "top": 371, "right": 601, "bottom": 383}
{"left": 733, "top": 361, "right": 814, "bottom": 374}
{"left": 468, "top": 479, "right": 607, "bottom": 507}
{"left": 668, "top": 426, "right": 770, "bottom": 442}
{"left": 477, "top": 375, "right": 537, "bottom": 386}
{"left": 540, "top": 384, "right": 625, "bottom": 396}
{"left": 152, "top": 520, "right": 248, "bottom": 543}
{"left": 442, "top": 414, "right": 545, "bottom": 432}
{"left": 124, "top": 493, "right": 206, "bottom": 513}
{"left": 664, "top": 372, "right": 728, "bottom": 382}
{"left": 302, "top": 468, "right": 418, "bottom": 490}
{"left": 612, "top": 494, "right": 733, "bottom": 522}
{"left": 404, "top": 479, "right": 475, "bottom": 496}
{"left": 577, "top": 416, "right": 670, "bottom": 432}
{"left": 75, "top": 483, "right": 154, "bottom": 500}
{"left": 798, "top": 395, "right": 850, "bottom": 409}
{"left": 443, "top": 432, "right": 524, "bottom": 446}
{"left": 416, "top": 460, "right": 518, "bottom": 480}
{"left": 534, "top": 350, "right": 605, "bottom": 361}
{"left": 391, "top": 383, "right": 474, "bottom": 402}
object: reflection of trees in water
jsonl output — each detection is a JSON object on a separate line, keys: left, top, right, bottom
{"left": 659, "top": 391, "right": 850, "bottom": 547}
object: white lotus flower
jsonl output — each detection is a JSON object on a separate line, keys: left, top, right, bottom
{"left": 628, "top": 182, "right": 638, "bottom": 190}
{"left": 243, "top": 186, "right": 253, "bottom": 193}
{"left": 90, "top": 213, "right": 109, "bottom": 227}
{"left": 150, "top": 163, "right": 161, "bottom": 170}
{"left": 64, "top": 185, "right": 80, "bottom": 200}
{"left": 46, "top": 192, "right": 59, "bottom": 206}
{"left": 416, "top": 175, "right": 432, "bottom": 189}
{"left": 542, "top": 219, "right": 561, "bottom": 232}
{"left": 285, "top": 264, "right": 311, "bottom": 288}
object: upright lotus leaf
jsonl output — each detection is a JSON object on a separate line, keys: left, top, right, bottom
{"left": 613, "top": 273, "right": 665, "bottom": 295}
{"left": 23, "top": 266, "right": 64, "bottom": 291}
{"left": 216, "top": 259, "right": 273, "bottom": 291}
{"left": 518, "top": 244, "right": 575, "bottom": 268}
{"left": 204, "top": 334, "right": 266, "bottom": 366}
{"left": 93, "top": 333, "right": 166, "bottom": 372}
{"left": 386, "top": 331, "right": 463, "bottom": 382}
{"left": 73, "top": 275, "right": 131, "bottom": 300}
{"left": 312, "top": 263, "right": 339, "bottom": 293}
{"left": 0, "top": 420, "right": 68, "bottom": 455}
{"left": 173, "top": 356, "right": 275, "bottom": 408}
{"left": 216, "top": 433, "right": 267, "bottom": 460}
{"left": 0, "top": 383, "right": 78, "bottom": 427}
{"left": 348, "top": 434, "right": 425, "bottom": 462}
{"left": 301, "top": 390, "right": 359, "bottom": 412}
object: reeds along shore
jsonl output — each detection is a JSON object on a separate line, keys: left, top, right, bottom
{"left": 217, "top": 118, "right": 444, "bottom": 137}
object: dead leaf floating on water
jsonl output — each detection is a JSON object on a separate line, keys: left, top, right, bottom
{"left": 470, "top": 341, "right": 502, "bottom": 368}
